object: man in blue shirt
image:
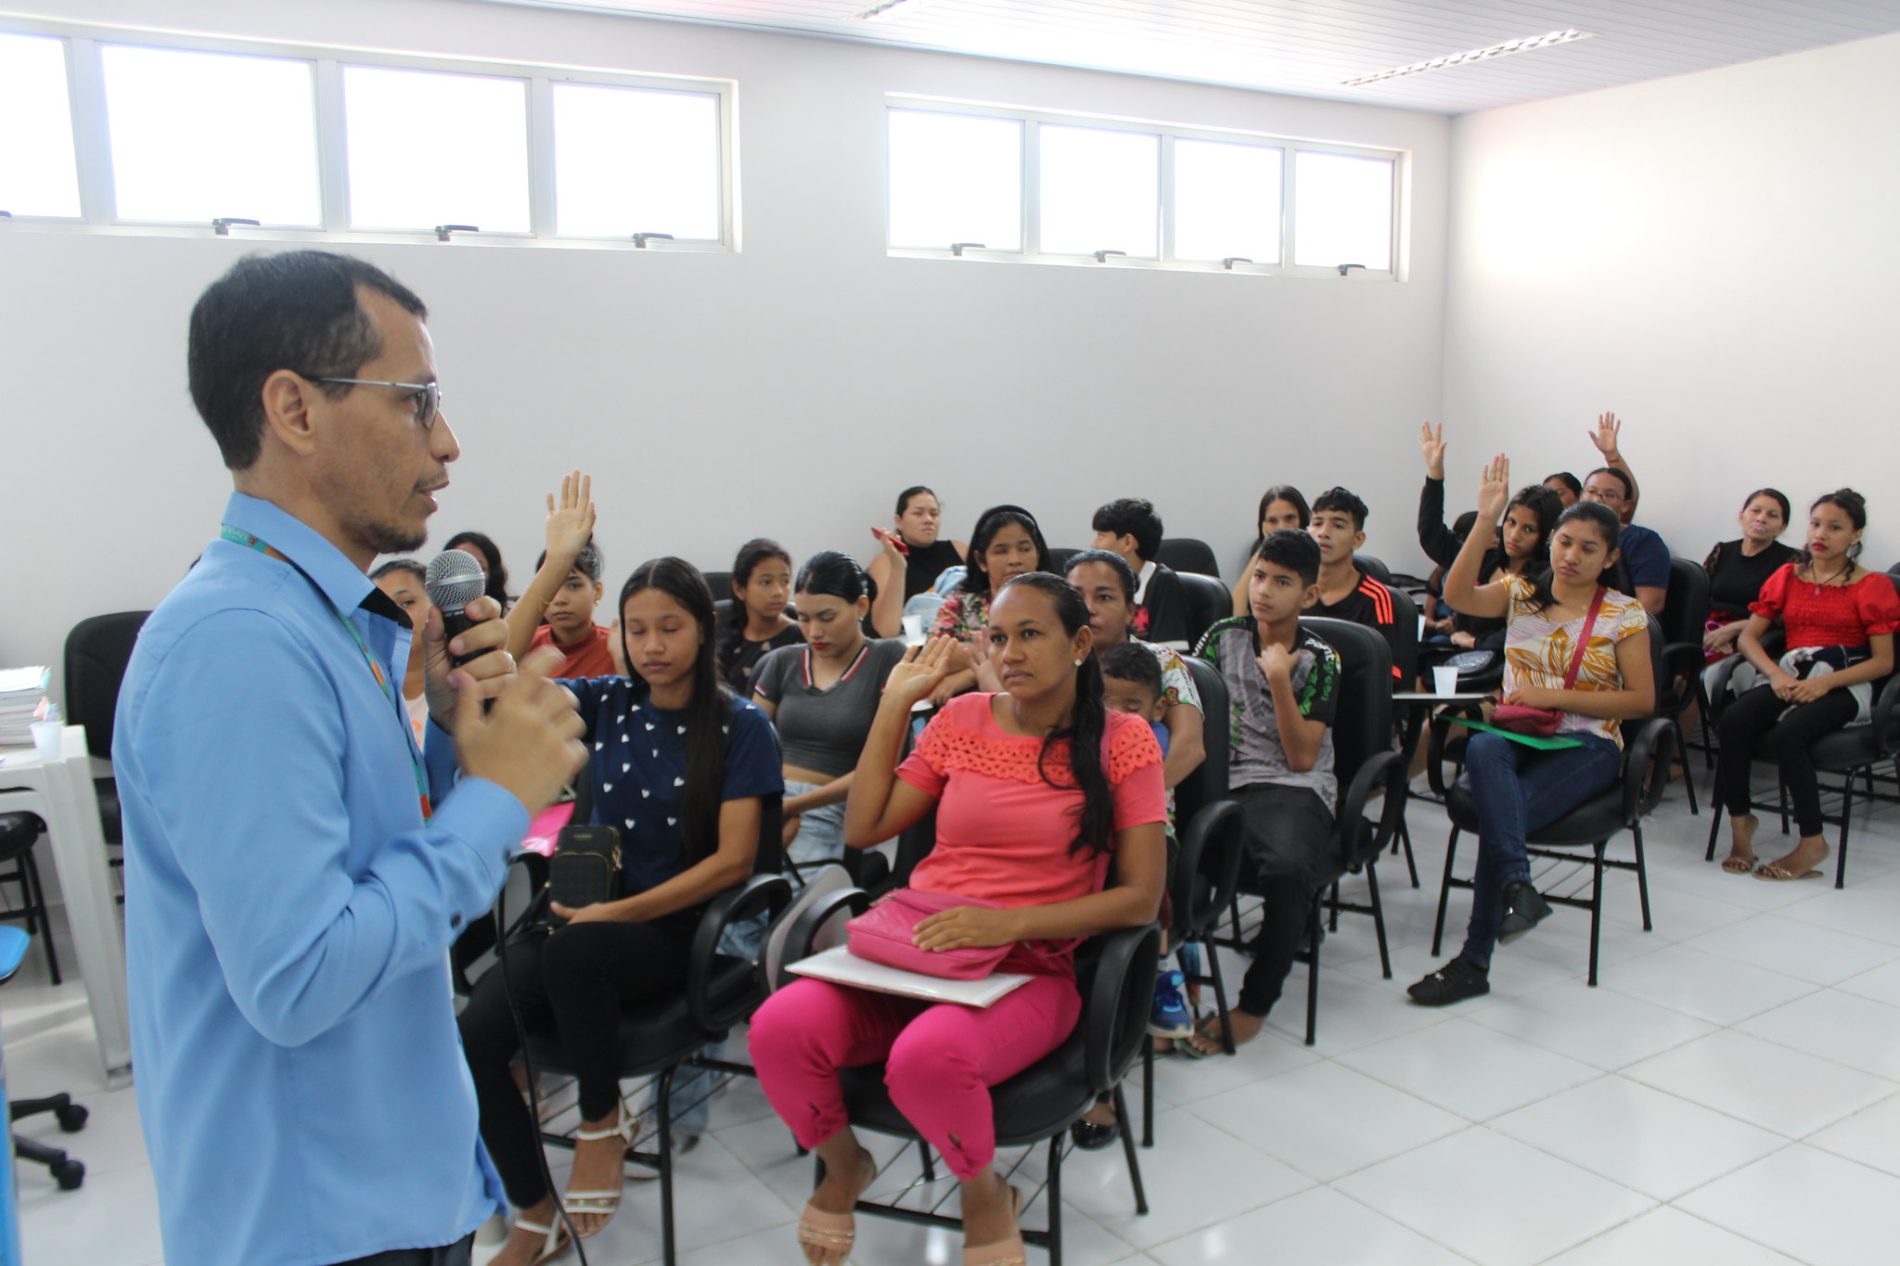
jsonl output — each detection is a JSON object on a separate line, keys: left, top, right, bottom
{"left": 116, "top": 251, "right": 586, "bottom": 1266}
{"left": 1581, "top": 412, "right": 1670, "bottom": 616}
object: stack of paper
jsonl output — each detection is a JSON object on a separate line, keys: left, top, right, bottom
{"left": 0, "top": 667, "right": 51, "bottom": 746}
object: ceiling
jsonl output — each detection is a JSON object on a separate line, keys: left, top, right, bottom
{"left": 483, "top": 0, "right": 1900, "bottom": 114}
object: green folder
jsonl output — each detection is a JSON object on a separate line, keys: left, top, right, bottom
{"left": 1456, "top": 718, "right": 1584, "bottom": 751}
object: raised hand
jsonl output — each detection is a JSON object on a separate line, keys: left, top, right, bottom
{"left": 1418, "top": 420, "right": 1447, "bottom": 479}
{"left": 870, "top": 526, "right": 909, "bottom": 559}
{"left": 1588, "top": 412, "right": 1622, "bottom": 461}
{"left": 884, "top": 635, "right": 958, "bottom": 709}
{"left": 969, "top": 626, "right": 1004, "bottom": 692}
{"left": 1477, "top": 453, "right": 1512, "bottom": 524}
{"left": 543, "top": 470, "right": 597, "bottom": 567}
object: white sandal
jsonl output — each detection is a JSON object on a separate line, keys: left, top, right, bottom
{"left": 511, "top": 1214, "right": 572, "bottom": 1265}
{"left": 563, "top": 1107, "right": 643, "bottom": 1237}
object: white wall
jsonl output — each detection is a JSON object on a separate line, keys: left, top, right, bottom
{"left": 0, "top": 0, "right": 1450, "bottom": 695}
{"left": 1443, "top": 32, "right": 1900, "bottom": 570}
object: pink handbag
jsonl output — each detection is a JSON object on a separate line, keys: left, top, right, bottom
{"left": 1491, "top": 587, "right": 1606, "bottom": 737}
{"left": 845, "top": 888, "right": 1014, "bottom": 980}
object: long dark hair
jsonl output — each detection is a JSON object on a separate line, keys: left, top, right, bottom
{"left": 960, "top": 505, "right": 1053, "bottom": 596}
{"left": 1801, "top": 488, "right": 1868, "bottom": 569}
{"left": 618, "top": 557, "right": 731, "bottom": 863}
{"left": 445, "top": 530, "right": 510, "bottom": 609}
{"left": 1248, "top": 485, "right": 1311, "bottom": 558}
{"left": 1485, "top": 485, "right": 1564, "bottom": 579}
{"left": 995, "top": 572, "right": 1115, "bottom": 859}
{"left": 1704, "top": 487, "right": 1792, "bottom": 573}
{"left": 1522, "top": 502, "right": 1622, "bottom": 615}
{"left": 718, "top": 537, "right": 792, "bottom": 682}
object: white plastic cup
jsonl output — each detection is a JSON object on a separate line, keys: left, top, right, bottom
{"left": 901, "top": 614, "right": 926, "bottom": 645}
{"left": 30, "top": 720, "right": 63, "bottom": 761}
{"left": 1432, "top": 665, "right": 1461, "bottom": 696}
{"left": 1417, "top": 614, "right": 1427, "bottom": 640}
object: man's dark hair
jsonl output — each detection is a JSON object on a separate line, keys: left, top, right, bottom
{"left": 1092, "top": 497, "right": 1164, "bottom": 562}
{"left": 1544, "top": 471, "right": 1583, "bottom": 497}
{"left": 1586, "top": 467, "right": 1633, "bottom": 501}
{"left": 1254, "top": 528, "right": 1322, "bottom": 587}
{"left": 535, "top": 541, "right": 603, "bottom": 583}
{"left": 1100, "top": 642, "right": 1163, "bottom": 700}
{"left": 188, "top": 250, "right": 428, "bottom": 471}
{"left": 1311, "top": 486, "right": 1370, "bottom": 532}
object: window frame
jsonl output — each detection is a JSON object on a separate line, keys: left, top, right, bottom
{"left": 0, "top": 15, "right": 736, "bottom": 252}
{"left": 886, "top": 96, "right": 1405, "bottom": 281}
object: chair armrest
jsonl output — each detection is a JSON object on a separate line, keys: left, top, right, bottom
{"left": 1172, "top": 799, "right": 1244, "bottom": 940}
{"left": 688, "top": 873, "right": 792, "bottom": 1031}
{"left": 1871, "top": 673, "right": 1900, "bottom": 756}
{"left": 1703, "top": 652, "right": 1745, "bottom": 718}
{"left": 770, "top": 887, "right": 872, "bottom": 993}
{"left": 1337, "top": 749, "right": 1408, "bottom": 872}
{"left": 1082, "top": 923, "right": 1160, "bottom": 1095}
{"left": 1620, "top": 717, "right": 1678, "bottom": 823}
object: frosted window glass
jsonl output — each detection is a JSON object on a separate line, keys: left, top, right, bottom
{"left": 554, "top": 83, "right": 720, "bottom": 239}
{"left": 1173, "top": 139, "right": 1280, "bottom": 264}
{"left": 345, "top": 65, "right": 528, "bottom": 232}
{"left": 1293, "top": 151, "right": 1393, "bottom": 270}
{"left": 1039, "top": 124, "right": 1157, "bottom": 258}
{"left": 888, "top": 110, "right": 1021, "bottom": 251}
{"left": 0, "top": 34, "right": 81, "bottom": 218}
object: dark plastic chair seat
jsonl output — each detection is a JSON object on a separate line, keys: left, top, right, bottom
{"left": 523, "top": 955, "right": 757, "bottom": 1077}
{"left": 839, "top": 1028, "right": 1090, "bottom": 1149}
{"left": 1446, "top": 782, "right": 1630, "bottom": 845}
{"left": 0, "top": 813, "right": 44, "bottom": 861}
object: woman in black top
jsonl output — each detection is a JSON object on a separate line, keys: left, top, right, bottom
{"left": 1416, "top": 422, "right": 1564, "bottom": 651}
{"left": 718, "top": 538, "right": 804, "bottom": 692}
{"left": 1702, "top": 488, "right": 1797, "bottom": 662}
{"left": 867, "top": 485, "right": 969, "bottom": 634}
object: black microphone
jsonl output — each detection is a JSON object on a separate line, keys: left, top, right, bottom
{"left": 425, "top": 549, "right": 493, "bottom": 669}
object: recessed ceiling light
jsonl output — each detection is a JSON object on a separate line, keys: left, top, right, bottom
{"left": 855, "top": 0, "right": 938, "bottom": 21}
{"left": 1343, "top": 28, "right": 1593, "bottom": 86}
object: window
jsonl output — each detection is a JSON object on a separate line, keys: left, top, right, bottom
{"left": 343, "top": 65, "right": 529, "bottom": 233}
{"left": 1173, "top": 139, "right": 1281, "bottom": 264}
{"left": 552, "top": 83, "right": 720, "bottom": 240}
{"left": 887, "top": 109, "right": 1021, "bottom": 251}
{"left": 887, "top": 102, "right": 1399, "bottom": 277}
{"left": 1293, "top": 151, "right": 1394, "bottom": 270}
{"left": 102, "top": 45, "right": 320, "bottom": 225}
{"left": 1039, "top": 125, "right": 1158, "bottom": 259}
{"left": 0, "top": 33, "right": 81, "bottom": 218}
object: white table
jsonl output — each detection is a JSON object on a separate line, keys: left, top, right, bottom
{"left": 0, "top": 727, "right": 131, "bottom": 1087}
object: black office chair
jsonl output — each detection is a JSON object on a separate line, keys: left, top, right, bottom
{"left": 1176, "top": 571, "right": 1231, "bottom": 650}
{"left": 62, "top": 611, "right": 149, "bottom": 863}
{"left": 1353, "top": 554, "right": 1392, "bottom": 585}
{"left": 1216, "top": 619, "right": 1407, "bottom": 1045}
{"left": 702, "top": 570, "right": 733, "bottom": 599}
{"left": 1658, "top": 557, "right": 1712, "bottom": 813}
{"left": 1429, "top": 618, "right": 1674, "bottom": 986}
{"left": 0, "top": 813, "right": 60, "bottom": 982}
{"left": 2, "top": 926, "right": 87, "bottom": 1191}
{"left": 1155, "top": 538, "right": 1220, "bottom": 579}
{"left": 1046, "top": 547, "right": 1081, "bottom": 575}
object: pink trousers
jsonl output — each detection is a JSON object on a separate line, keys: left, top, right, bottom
{"left": 748, "top": 972, "right": 1081, "bottom": 1180}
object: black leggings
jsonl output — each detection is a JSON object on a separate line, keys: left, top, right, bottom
{"left": 457, "top": 919, "right": 694, "bottom": 1208}
{"left": 1716, "top": 684, "right": 1860, "bottom": 838}
{"left": 1232, "top": 784, "right": 1337, "bottom": 1018}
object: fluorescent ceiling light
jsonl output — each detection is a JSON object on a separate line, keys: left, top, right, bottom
{"left": 855, "top": 0, "right": 937, "bottom": 20}
{"left": 1343, "top": 28, "right": 1592, "bottom": 86}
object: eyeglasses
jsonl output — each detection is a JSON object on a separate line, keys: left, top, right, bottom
{"left": 307, "top": 377, "right": 442, "bottom": 430}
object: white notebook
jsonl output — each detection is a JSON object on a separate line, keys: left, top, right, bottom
{"left": 785, "top": 945, "right": 1033, "bottom": 1008}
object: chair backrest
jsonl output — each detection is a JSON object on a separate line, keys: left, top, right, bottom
{"left": 1385, "top": 586, "right": 1420, "bottom": 686}
{"left": 1661, "top": 557, "right": 1712, "bottom": 647}
{"left": 702, "top": 570, "right": 734, "bottom": 599}
{"left": 1156, "top": 538, "right": 1220, "bottom": 579}
{"left": 1298, "top": 618, "right": 1394, "bottom": 811}
{"left": 64, "top": 610, "right": 150, "bottom": 757}
{"left": 1353, "top": 554, "right": 1392, "bottom": 585}
{"left": 1176, "top": 572, "right": 1230, "bottom": 651}
{"left": 1172, "top": 656, "right": 1230, "bottom": 828}
{"left": 1045, "top": 547, "right": 1081, "bottom": 575}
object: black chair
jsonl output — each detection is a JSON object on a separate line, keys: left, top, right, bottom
{"left": 1176, "top": 571, "right": 1230, "bottom": 650}
{"left": 1386, "top": 586, "right": 1420, "bottom": 687}
{"left": 1354, "top": 554, "right": 1392, "bottom": 585}
{"left": 62, "top": 611, "right": 149, "bottom": 857}
{"left": 1658, "top": 557, "right": 1712, "bottom": 813}
{"left": 702, "top": 570, "right": 733, "bottom": 599}
{"left": 1215, "top": 619, "right": 1408, "bottom": 1044}
{"left": 1429, "top": 620, "right": 1673, "bottom": 986}
{"left": 1156, "top": 538, "right": 1220, "bottom": 579}
{"left": 2, "top": 926, "right": 87, "bottom": 1191}
{"left": 1046, "top": 547, "right": 1082, "bottom": 575}
{"left": 0, "top": 813, "right": 60, "bottom": 982}
{"left": 810, "top": 916, "right": 1160, "bottom": 1266}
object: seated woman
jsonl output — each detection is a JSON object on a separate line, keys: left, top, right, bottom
{"left": 458, "top": 558, "right": 783, "bottom": 1266}
{"left": 927, "top": 504, "right": 1054, "bottom": 705}
{"left": 1409, "top": 459, "right": 1655, "bottom": 1006}
{"left": 1715, "top": 489, "right": 1898, "bottom": 879}
{"left": 1701, "top": 488, "right": 1798, "bottom": 664}
{"left": 753, "top": 551, "right": 909, "bottom": 867}
{"left": 369, "top": 557, "right": 430, "bottom": 745}
{"left": 1416, "top": 422, "right": 1564, "bottom": 660}
{"left": 445, "top": 528, "right": 513, "bottom": 613}
{"left": 867, "top": 485, "right": 970, "bottom": 634}
{"left": 1231, "top": 485, "right": 1311, "bottom": 616}
{"left": 749, "top": 574, "right": 1166, "bottom": 1266}
{"left": 718, "top": 538, "right": 804, "bottom": 694}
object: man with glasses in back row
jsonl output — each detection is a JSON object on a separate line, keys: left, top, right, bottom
{"left": 1581, "top": 411, "right": 1670, "bottom": 616}
{"left": 115, "top": 250, "right": 587, "bottom": 1266}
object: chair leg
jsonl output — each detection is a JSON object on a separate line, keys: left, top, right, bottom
{"left": 1113, "top": 1083, "right": 1148, "bottom": 1217}
{"left": 1586, "top": 843, "right": 1605, "bottom": 988}
{"left": 918, "top": 1139, "right": 936, "bottom": 1182}
{"left": 657, "top": 1066, "right": 677, "bottom": 1266}
{"left": 1327, "top": 880, "right": 1341, "bottom": 933}
{"left": 1430, "top": 828, "right": 1460, "bottom": 957}
{"left": 1704, "top": 793, "right": 1725, "bottom": 862}
{"left": 1395, "top": 820, "right": 1420, "bottom": 889}
{"left": 1675, "top": 722, "right": 1699, "bottom": 815}
{"left": 1778, "top": 776, "right": 1790, "bottom": 836}
{"left": 1304, "top": 894, "right": 1321, "bottom": 1047}
{"left": 1205, "top": 934, "right": 1235, "bottom": 1058}
{"left": 1696, "top": 678, "right": 1717, "bottom": 770}
{"left": 23, "top": 850, "right": 60, "bottom": 986}
{"left": 1141, "top": 1039, "right": 1155, "bottom": 1149}
{"left": 1367, "top": 860, "right": 1391, "bottom": 980}
{"left": 1632, "top": 823, "right": 1653, "bottom": 932}
{"left": 1836, "top": 771, "right": 1854, "bottom": 890}
{"left": 1047, "top": 1132, "right": 1065, "bottom": 1266}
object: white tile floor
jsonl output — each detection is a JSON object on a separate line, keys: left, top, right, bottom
{"left": 10, "top": 764, "right": 1900, "bottom": 1265}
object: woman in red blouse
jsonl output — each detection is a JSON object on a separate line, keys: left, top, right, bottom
{"left": 749, "top": 572, "right": 1167, "bottom": 1266}
{"left": 1716, "top": 489, "right": 1899, "bottom": 879}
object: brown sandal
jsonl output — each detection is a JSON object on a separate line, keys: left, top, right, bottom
{"left": 1720, "top": 852, "right": 1756, "bottom": 874}
{"left": 963, "top": 1184, "right": 1024, "bottom": 1266}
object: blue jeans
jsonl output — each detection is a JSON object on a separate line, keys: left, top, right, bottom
{"left": 1459, "top": 732, "right": 1621, "bottom": 968}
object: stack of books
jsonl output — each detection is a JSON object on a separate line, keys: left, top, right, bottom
{"left": 0, "top": 667, "right": 51, "bottom": 746}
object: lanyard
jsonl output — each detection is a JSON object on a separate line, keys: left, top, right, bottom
{"left": 220, "top": 525, "right": 432, "bottom": 820}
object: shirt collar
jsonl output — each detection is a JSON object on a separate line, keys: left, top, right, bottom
{"left": 221, "top": 491, "right": 378, "bottom": 617}
{"left": 1134, "top": 558, "right": 1157, "bottom": 603}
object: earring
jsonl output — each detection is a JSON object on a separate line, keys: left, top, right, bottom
{"left": 1073, "top": 657, "right": 1085, "bottom": 667}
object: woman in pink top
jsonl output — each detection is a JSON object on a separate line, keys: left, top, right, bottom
{"left": 1716, "top": 489, "right": 1898, "bottom": 879}
{"left": 749, "top": 572, "right": 1167, "bottom": 1266}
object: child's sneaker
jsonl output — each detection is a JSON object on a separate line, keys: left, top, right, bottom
{"left": 1148, "top": 969, "right": 1193, "bottom": 1038}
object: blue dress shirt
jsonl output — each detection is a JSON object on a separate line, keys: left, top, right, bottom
{"left": 116, "top": 492, "right": 522, "bottom": 1266}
